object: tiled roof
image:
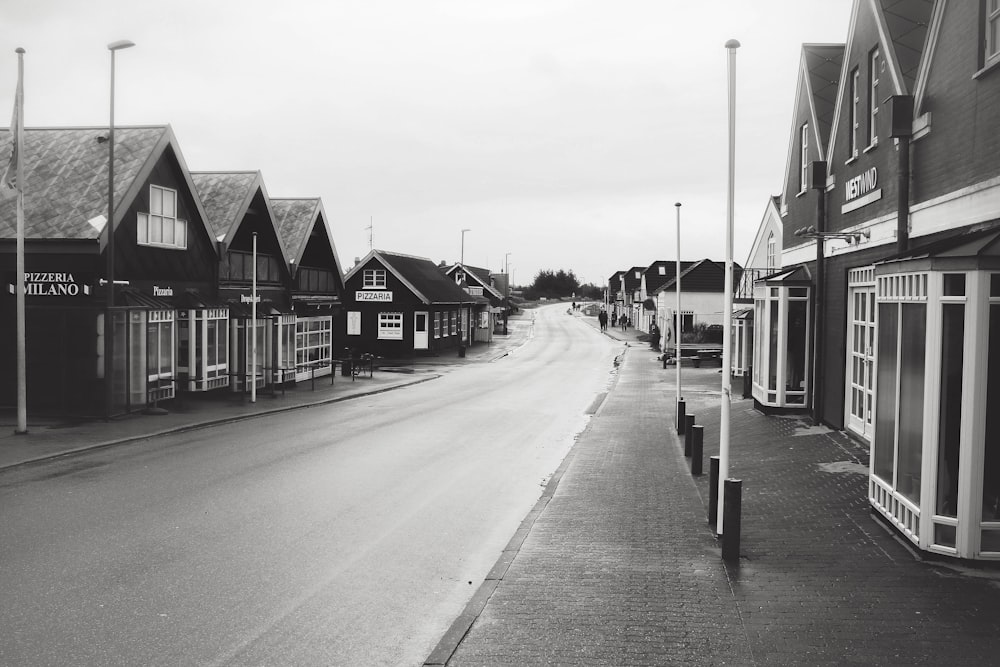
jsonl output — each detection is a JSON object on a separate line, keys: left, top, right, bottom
{"left": 272, "top": 197, "right": 320, "bottom": 262}
{"left": 879, "top": 0, "right": 933, "bottom": 94}
{"left": 190, "top": 171, "right": 259, "bottom": 240}
{"left": 351, "top": 250, "right": 487, "bottom": 305}
{"left": 622, "top": 266, "right": 644, "bottom": 290}
{"left": 645, "top": 260, "right": 697, "bottom": 294}
{"left": 803, "top": 44, "right": 844, "bottom": 149}
{"left": 653, "top": 259, "right": 744, "bottom": 294}
{"left": 0, "top": 126, "right": 167, "bottom": 240}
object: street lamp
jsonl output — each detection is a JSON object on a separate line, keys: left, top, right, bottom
{"left": 104, "top": 38, "right": 135, "bottom": 419}
{"left": 675, "top": 202, "right": 683, "bottom": 428}
{"left": 718, "top": 38, "right": 740, "bottom": 536}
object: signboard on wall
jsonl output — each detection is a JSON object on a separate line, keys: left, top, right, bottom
{"left": 356, "top": 290, "right": 393, "bottom": 302}
{"left": 6, "top": 272, "right": 93, "bottom": 297}
{"left": 347, "top": 311, "right": 361, "bottom": 335}
{"left": 842, "top": 166, "right": 882, "bottom": 214}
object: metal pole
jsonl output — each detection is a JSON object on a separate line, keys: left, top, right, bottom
{"left": 675, "top": 202, "right": 682, "bottom": 412}
{"left": 104, "top": 40, "right": 134, "bottom": 420}
{"left": 719, "top": 39, "right": 740, "bottom": 535}
{"left": 13, "top": 48, "right": 27, "bottom": 434}
{"left": 251, "top": 232, "right": 257, "bottom": 403}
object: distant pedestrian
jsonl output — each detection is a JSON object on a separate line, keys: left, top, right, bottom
{"left": 621, "top": 316, "right": 628, "bottom": 332}
{"left": 611, "top": 313, "right": 617, "bottom": 327}
{"left": 598, "top": 310, "right": 608, "bottom": 331}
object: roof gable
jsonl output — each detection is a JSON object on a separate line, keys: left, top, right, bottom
{"left": 346, "top": 250, "right": 479, "bottom": 305}
{"left": 272, "top": 197, "right": 346, "bottom": 294}
{"left": 444, "top": 262, "right": 504, "bottom": 300}
{"left": 191, "top": 170, "right": 291, "bottom": 268}
{"left": 0, "top": 125, "right": 215, "bottom": 255}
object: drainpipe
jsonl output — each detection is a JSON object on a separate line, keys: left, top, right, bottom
{"left": 810, "top": 160, "right": 827, "bottom": 426}
{"left": 889, "top": 95, "right": 914, "bottom": 253}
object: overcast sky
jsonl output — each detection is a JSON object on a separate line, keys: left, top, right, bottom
{"left": 3, "top": 0, "right": 852, "bottom": 287}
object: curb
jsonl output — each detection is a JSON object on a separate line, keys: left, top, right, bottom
{"left": 422, "top": 355, "right": 619, "bottom": 666}
{"left": 1, "top": 375, "right": 442, "bottom": 472}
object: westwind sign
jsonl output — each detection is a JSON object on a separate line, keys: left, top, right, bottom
{"left": 842, "top": 166, "right": 882, "bottom": 214}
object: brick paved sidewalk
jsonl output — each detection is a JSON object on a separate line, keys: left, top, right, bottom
{"left": 428, "top": 337, "right": 1000, "bottom": 666}
{"left": 429, "top": 344, "right": 750, "bottom": 666}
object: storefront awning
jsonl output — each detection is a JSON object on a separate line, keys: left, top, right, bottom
{"left": 119, "top": 288, "right": 175, "bottom": 310}
{"left": 876, "top": 226, "right": 1000, "bottom": 274}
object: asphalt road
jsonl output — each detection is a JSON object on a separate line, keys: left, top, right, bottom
{"left": 0, "top": 304, "right": 620, "bottom": 666}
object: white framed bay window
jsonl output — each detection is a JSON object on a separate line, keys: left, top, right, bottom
{"left": 751, "top": 267, "right": 811, "bottom": 410}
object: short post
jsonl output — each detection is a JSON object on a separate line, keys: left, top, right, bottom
{"left": 676, "top": 399, "right": 686, "bottom": 435}
{"left": 709, "top": 455, "right": 720, "bottom": 529}
{"left": 684, "top": 414, "right": 695, "bottom": 456}
{"left": 663, "top": 354, "right": 667, "bottom": 369}
{"left": 722, "top": 478, "right": 743, "bottom": 562}
{"left": 743, "top": 364, "right": 753, "bottom": 399}
{"left": 691, "top": 425, "right": 704, "bottom": 475}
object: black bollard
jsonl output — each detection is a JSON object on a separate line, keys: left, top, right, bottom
{"left": 709, "top": 456, "right": 720, "bottom": 528}
{"left": 676, "top": 399, "right": 686, "bottom": 435}
{"left": 743, "top": 365, "right": 753, "bottom": 399}
{"left": 684, "top": 414, "right": 695, "bottom": 456}
{"left": 691, "top": 425, "right": 704, "bottom": 475}
{"left": 722, "top": 478, "right": 743, "bottom": 562}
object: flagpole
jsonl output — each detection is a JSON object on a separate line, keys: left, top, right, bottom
{"left": 719, "top": 38, "right": 740, "bottom": 535}
{"left": 13, "top": 47, "right": 27, "bottom": 434}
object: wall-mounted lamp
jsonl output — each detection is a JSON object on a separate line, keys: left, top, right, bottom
{"left": 794, "top": 226, "right": 870, "bottom": 244}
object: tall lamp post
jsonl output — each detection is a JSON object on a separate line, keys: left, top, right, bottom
{"left": 104, "top": 39, "right": 135, "bottom": 420}
{"left": 459, "top": 228, "right": 470, "bottom": 352}
{"left": 504, "top": 251, "right": 512, "bottom": 335}
{"left": 718, "top": 38, "right": 740, "bottom": 535}
{"left": 675, "top": 202, "right": 683, "bottom": 421}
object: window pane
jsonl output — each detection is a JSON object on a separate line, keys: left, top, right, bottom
{"left": 176, "top": 219, "right": 186, "bottom": 248}
{"left": 768, "top": 300, "right": 779, "bottom": 391}
{"left": 937, "top": 304, "right": 964, "bottom": 517}
{"left": 896, "top": 303, "right": 926, "bottom": 503}
{"left": 984, "top": 305, "right": 1000, "bottom": 520}
{"left": 150, "top": 216, "right": 162, "bottom": 243}
{"left": 943, "top": 274, "right": 966, "bottom": 297}
{"left": 150, "top": 186, "right": 162, "bottom": 215}
{"left": 874, "top": 303, "right": 898, "bottom": 483}
{"left": 162, "top": 217, "right": 175, "bottom": 244}
{"left": 159, "top": 322, "right": 172, "bottom": 375}
{"left": 137, "top": 213, "right": 148, "bottom": 244}
{"left": 162, "top": 189, "right": 175, "bottom": 217}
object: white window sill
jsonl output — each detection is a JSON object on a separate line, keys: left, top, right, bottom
{"left": 863, "top": 141, "right": 878, "bottom": 154}
{"left": 974, "top": 56, "right": 1000, "bottom": 80}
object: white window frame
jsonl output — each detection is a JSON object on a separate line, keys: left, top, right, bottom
{"left": 434, "top": 312, "right": 441, "bottom": 338}
{"left": 849, "top": 67, "right": 860, "bottom": 159}
{"left": 799, "top": 122, "right": 810, "bottom": 193}
{"left": 868, "top": 48, "right": 880, "bottom": 148}
{"left": 378, "top": 312, "right": 403, "bottom": 340}
{"left": 987, "top": 0, "right": 1000, "bottom": 67}
{"left": 450, "top": 311, "right": 457, "bottom": 335}
{"left": 363, "top": 269, "right": 386, "bottom": 289}
{"left": 766, "top": 233, "right": 776, "bottom": 272}
{"left": 137, "top": 185, "right": 187, "bottom": 250}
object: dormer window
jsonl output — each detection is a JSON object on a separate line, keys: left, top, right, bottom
{"left": 137, "top": 185, "right": 187, "bottom": 249}
{"left": 659, "top": 266, "right": 666, "bottom": 275}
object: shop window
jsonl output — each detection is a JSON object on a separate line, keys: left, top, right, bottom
{"left": 752, "top": 276, "right": 811, "bottom": 409}
{"left": 983, "top": 303, "right": 1000, "bottom": 522}
{"left": 873, "top": 302, "right": 898, "bottom": 484}
{"left": 378, "top": 312, "right": 403, "bottom": 340}
{"left": 296, "top": 317, "right": 332, "bottom": 376}
{"left": 868, "top": 48, "right": 881, "bottom": 147}
{"left": 450, "top": 311, "right": 457, "bottom": 336}
{"left": 137, "top": 185, "right": 187, "bottom": 250}
{"left": 434, "top": 312, "right": 441, "bottom": 338}
{"left": 937, "top": 303, "right": 964, "bottom": 517}
{"left": 363, "top": 269, "right": 386, "bottom": 289}
{"left": 986, "top": 0, "right": 1000, "bottom": 68}
{"left": 849, "top": 67, "right": 860, "bottom": 158}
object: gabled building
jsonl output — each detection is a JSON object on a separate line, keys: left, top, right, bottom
{"left": 607, "top": 270, "right": 625, "bottom": 316}
{"left": 651, "top": 259, "right": 741, "bottom": 350}
{"left": 343, "top": 250, "right": 488, "bottom": 358}
{"left": 443, "top": 263, "right": 505, "bottom": 342}
{"left": 748, "top": 0, "right": 1000, "bottom": 559}
{"left": 272, "top": 197, "right": 346, "bottom": 383}
{"left": 638, "top": 260, "right": 696, "bottom": 334}
{"left": 621, "top": 266, "right": 644, "bottom": 326}
{"left": 192, "top": 171, "right": 295, "bottom": 392}
{"left": 0, "top": 125, "right": 221, "bottom": 415}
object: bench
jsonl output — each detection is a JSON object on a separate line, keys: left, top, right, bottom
{"left": 691, "top": 349, "right": 722, "bottom": 368}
